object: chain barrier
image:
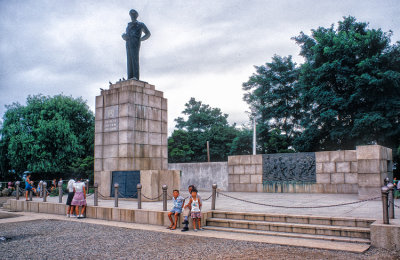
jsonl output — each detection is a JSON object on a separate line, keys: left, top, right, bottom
{"left": 201, "top": 194, "right": 213, "bottom": 201}
{"left": 217, "top": 192, "right": 380, "bottom": 209}
{"left": 141, "top": 193, "right": 163, "bottom": 201}
{"left": 117, "top": 191, "right": 138, "bottom": 199}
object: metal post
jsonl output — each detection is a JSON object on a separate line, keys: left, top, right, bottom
{"left": 39, "top": 181, "right": 43, "bottom": 198}
{"left": 384, "top": 177, "right": 390, "bottom": 186}
{"left": 137, "top": 183, "right": 142, "bottom": 209}
{"left": 94, "top": 183, "right": 98, "bottom": 206}
{"left": 85, "top": 179, "right": 89, "bottom": 196}
{"left": 381, "top": 186, "right": 389, "bottom": 224}
{"left": 114, "top": 183, "right": 119, "bottom": 207}
{"left": 387, "top": 182, "right": 395, "bottom": 219}
{"left": 58, "top": 181, "right": 63, "bottom": 203}
{"left": 207, "top": 141, "right": 210, "bottom": 162}
{"left": 16, "top": 181, "right": 20, "bottom": 200}
{"left": 253, "top": 117, "right": 256, "bottom": 155}
{"left": 162, "top": 185, "right": 168, "bottom": 211}
{"left": 43, "top": 182, "right": 47, "bottom": 202}
{"left": 29, "top": 189, "right": 33, "bottom": 201}
{"left": 211, "top": 184, "right": 217, "bottom": 210}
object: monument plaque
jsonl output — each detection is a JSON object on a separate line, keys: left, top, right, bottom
{"left": 104, "top": 105, "right": 119, "bottom": 132}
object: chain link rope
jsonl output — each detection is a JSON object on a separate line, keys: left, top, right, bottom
{"left": 217, "top": 192, "right": 381, "bottom": 209}
{"left": 141, "top": 193, "right": 163, "bottom": 201}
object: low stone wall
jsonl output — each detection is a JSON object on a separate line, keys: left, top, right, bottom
{"left": 315, "top": 150, "right": 359, "bottom": 194}
{"left": 370, "top": 219, "right": 400, "bottom": 251}
{"left": 227, "top": 155, "right": 263, "bottom": 192}
{"left": 8, "top": 199, "right": 210, "bottom": 227}
{"left": 168, "top": 162, "right": 228, "bottom": 191}
{"left": 226, "top": 145, "right": 393, "bottom": 198}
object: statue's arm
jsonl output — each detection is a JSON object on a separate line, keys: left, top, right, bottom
{"left": 141, "top": 24, "right": 151, "bottom": 41}
{"left": 122, "top": 32, "right": 128, "bottom": 41}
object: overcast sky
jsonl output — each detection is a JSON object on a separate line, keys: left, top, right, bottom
{"left": 0, "top": 0, "right": 399, "bottom": 134}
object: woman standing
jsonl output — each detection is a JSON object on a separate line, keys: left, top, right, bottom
{"left": 66, "top": 179, "right": 75, "bottom": 217}
{"left": 71, "top": 179, "right": 86, "bottom": 218}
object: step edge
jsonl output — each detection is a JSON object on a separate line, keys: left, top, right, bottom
{"left": 203, "top": 226, "right": 371, "bottom": 244}
{"left": 206, "top": 218, "right": 371, "bottom": 232}
{"left": 211, "top": 210, "right": 376, "bottom": 222}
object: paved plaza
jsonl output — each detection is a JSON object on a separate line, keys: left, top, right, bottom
{"left": 0, "top": 210, "right": 399, "bottom": 259}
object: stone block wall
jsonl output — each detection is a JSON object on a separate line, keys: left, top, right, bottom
{"left": 315, "top": 150, "right": 358, "bottom": 194}
{"left": 94, "top": 79, "right": 168, "bottom": 196}
{"left": 227, "top": 155, "right": 263, "bottom": 192}
{"left": 227, "top": 145, "right": 392, "bottom": 198}
{"left": 356, "top": 145, "right": 392, "bottom": 199}
{"left": 140, "top": 170, "right": 180, "bottom": 202}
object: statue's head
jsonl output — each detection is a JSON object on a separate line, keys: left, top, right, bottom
{"left": 129, "top": 9, "right": 138, "bottom": 20}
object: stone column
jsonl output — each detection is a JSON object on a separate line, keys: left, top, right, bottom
{"left": 356, "top": 145, "right": 393, "bottom": 199}
{"left": 94, "top": 79, "right": 169, "bottom": 197}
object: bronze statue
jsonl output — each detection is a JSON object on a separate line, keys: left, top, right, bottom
{"left": 122, "top": 9, "right": 151, "bottom": 80}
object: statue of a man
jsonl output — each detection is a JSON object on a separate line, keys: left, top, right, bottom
{"left": 122, "top": 9, "right": 151, "bottom": 80}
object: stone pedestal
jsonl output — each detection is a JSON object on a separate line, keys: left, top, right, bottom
{"left": 356, "top": 145, "right": 393, "bottom": 199}
{"left": 94, "top": 79, "right": 169, "bottom": 196}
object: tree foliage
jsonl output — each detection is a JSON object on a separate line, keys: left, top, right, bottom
{"left": 0, "top": 94, "right": 94, "bottom": 180}
{"left": 293, "top": 16, "right": 400, "bottom": 151}
{"left": 243, "top": 16, "right": 400, "bottom": 155}
{"left": 243, "top": 55, "right": 300, "bottom": 153}
{"left": 169, "top": 98, "right": 240, "bottom": 162}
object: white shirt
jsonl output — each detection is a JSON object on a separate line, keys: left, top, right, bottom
{"left": 67, "top": 179, "right": 75, "bottom": 193}
{"left": 73, "top": 182, "right": 85, "bottom": 193}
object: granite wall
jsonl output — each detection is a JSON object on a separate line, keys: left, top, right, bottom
{"left": 168, "top": 162, "right": 228, "bottom": 191}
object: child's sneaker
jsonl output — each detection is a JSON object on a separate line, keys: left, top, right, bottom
{"left": 199, "top": 228, "right": 204, "bottom": 231}
{"left": 193, "top": 229, "right": 198, "bottom": 232}
{"left": 70, "top": 215, "right": 77, "bottom": 218}
{"left": 66, "top": 214, "right": 70, "bottom": 218}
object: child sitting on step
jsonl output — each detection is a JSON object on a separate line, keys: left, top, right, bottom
{"left": 167, "top": 190, "right": 184, "bottom": 230}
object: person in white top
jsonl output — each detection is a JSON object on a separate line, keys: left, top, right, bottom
{"left": 71, "top": 179, "right": 86, "bottom": 218}
{"left": 66, "top": 179, "right": 75, "bottom": 217}
{"left": 187, "top": 189, "right": 203, "bottom": 231}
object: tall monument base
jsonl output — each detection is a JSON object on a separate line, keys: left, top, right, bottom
{"left": 94, "top": 79, "right": 179, "bottom": 199}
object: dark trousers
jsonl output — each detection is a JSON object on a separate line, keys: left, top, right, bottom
{"left": 126, "top": 41, "right": 141, "bottom": 80}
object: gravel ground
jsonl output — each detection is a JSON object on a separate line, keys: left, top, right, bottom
{"left": 0, "top": 220, "right": 399, "bottom": 260}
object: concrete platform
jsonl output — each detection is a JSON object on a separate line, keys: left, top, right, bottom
{"left": 16, "top": 191, "right": 399, "bottom": 219}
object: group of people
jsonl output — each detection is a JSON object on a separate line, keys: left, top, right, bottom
{"left": 66, "top": 178, "right": 87, "bottom": 218}
{"left": 23, "top": 174, "right": 63, "bottom": 200}
{"left": 167, "top": 185, "right": 203, "bottom": 232}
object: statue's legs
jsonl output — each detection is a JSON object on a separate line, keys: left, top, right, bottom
{"left": 126, "top": 41, "right": 141, "bottom": 80}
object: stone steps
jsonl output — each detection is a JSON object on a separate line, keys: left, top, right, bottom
{"left": 211, "top": 211, "right": 374, "bottom": 228}
{"left": 207, "top": 218, "right": 370, "bottom": 239}
{"left": 203, "top": 226, "right": 371, "bottom": 244}
{"left": 206, "top": 211, "right": 374, "bottom": 249}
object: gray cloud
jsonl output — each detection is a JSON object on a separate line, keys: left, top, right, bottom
{"left": 1, "top": 0, "right": 399, "bottom": 132}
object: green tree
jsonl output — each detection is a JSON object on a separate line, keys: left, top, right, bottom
{"left": 0, "top": 94, "right": 94, "bottom": 180}
{"left": 169, "top": 98, "right": 239, "bottom": 162}
{"left": 293, "top": 16, "right": 400, "bottom": 151}
{"left": 243, "top": 55, "right": 300, "bottom": 153}
{"left": 228, "top": 127, "right": 253, "bottom": 155}
{"left": 168, "top": 130, "right": 194, "bottom": 163}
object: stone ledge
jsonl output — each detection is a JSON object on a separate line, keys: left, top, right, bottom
{"left": 370, "top": 219, "right": 400, "bottom": 250}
